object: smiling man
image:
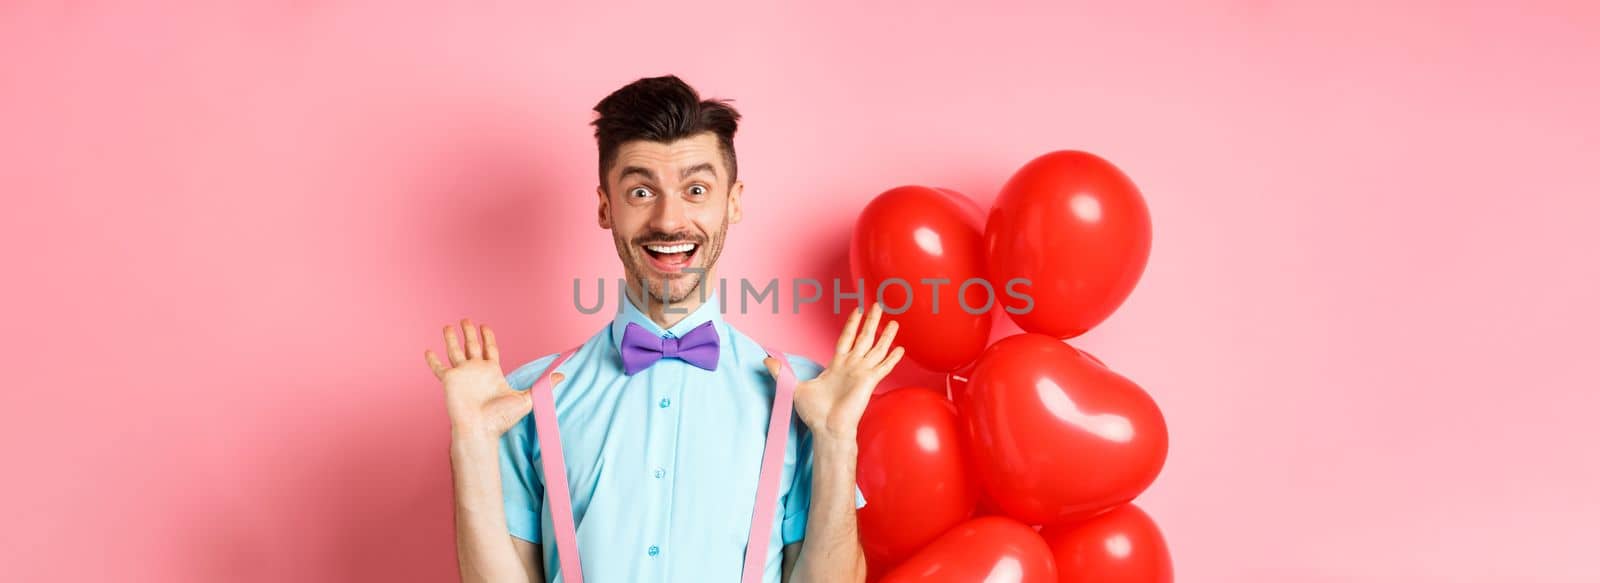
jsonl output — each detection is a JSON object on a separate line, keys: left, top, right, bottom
{"left": 426, "top": 75, "right": 903, "bottom": 582}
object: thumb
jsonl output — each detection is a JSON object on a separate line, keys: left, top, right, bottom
{"left": 489, "top": 390, "right": 533, "bottom": 420}
{"left": 762, "top": 357, "right": 781, "bottom": 378}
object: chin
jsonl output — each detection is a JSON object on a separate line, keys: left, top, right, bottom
{"left": 660, "top": 278, "right": 707, "bottom": 305}
{"left": 633, "top": 263, "right": 708, "bottom": 305}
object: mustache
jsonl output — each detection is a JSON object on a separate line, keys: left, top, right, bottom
{"left": 632, "top": 231, "right": 707, "bottom": 246}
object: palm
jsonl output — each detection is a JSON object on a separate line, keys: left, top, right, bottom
{"left": 440, "top": 359, "right": 513, "bottom": 423}
{"left": 776, "top": 303, "right": 905, "bottom": 440}
{"left": 426, "top": 319, "right": 557, "bottom": 439}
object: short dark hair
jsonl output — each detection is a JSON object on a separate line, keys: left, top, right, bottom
{"left": 591, "top": 75, "right": 741, "bottom": 192}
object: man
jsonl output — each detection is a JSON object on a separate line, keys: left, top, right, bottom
{"left": 424, "top": 75, "right": 904, "bottom": 582}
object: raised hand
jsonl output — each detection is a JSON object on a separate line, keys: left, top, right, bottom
{"left": 768, "top": 302, "right": 905, "bottom": 442}
{"left": 424, "top": 318, "right": 562, "bottom": 441}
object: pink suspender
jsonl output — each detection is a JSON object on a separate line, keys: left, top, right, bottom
{"left": 742, "top": 348, "right": 797, "bottom": 583}
{"left": 526, "top": 346, "right": 799, "bottom": 583}
{"left": 527, "top": 348, "right": 582, "bottom": 582}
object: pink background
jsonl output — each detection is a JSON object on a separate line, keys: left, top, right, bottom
{"left": 4, "top": 1, "right": 1598, "bottom": 581}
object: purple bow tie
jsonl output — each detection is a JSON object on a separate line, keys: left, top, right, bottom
{"left": 620, "top": 321, "right": 720, "bottom": 375}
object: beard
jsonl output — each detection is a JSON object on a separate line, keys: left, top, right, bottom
{"left": 614, "top": 213, "right": 728, "bottom": 308}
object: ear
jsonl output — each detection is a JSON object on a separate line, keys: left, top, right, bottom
{"left": 728, "top": 180, "right": 744, "bottom": 225}
{"left": 596, "top": 185, "right": 612, "bottom": 229}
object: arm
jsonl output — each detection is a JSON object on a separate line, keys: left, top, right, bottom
{"left": 512, "top": 539, "right": 546, "bottom": 582}
{"left": 772, "top": 303, "right": 903, "bottom": 583}
{"left": 450, "top": 435, "right": 536, "bottom": 583}
{"left": 426, "top": 319, "right": 552, "bottom": 583}
{"left": 786, "top": 436, "right": 867, "bottom": 583}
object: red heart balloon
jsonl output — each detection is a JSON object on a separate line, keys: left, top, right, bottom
{"left": 985, "top": 151, "right": 1151, "bottom": 339}
{"left": 1073, "top": 346, "right": 1108, "bottom": 369}
{"left": 851, "top": 186, "right": 993, "bottom": 372}
{"left": 879, "top": 516, "right": 1058, "bottom": 583}
{"left": 960, "top": 346, "right": 1124, "bottom": 431}
{"left": 857, "top": 387, "right": 979, "bottom": 574}
{"left": 957, "top": 334, "right": 1168, "bottom": 525}
{"left": 1040, "top": 504, "right": 1173, "bottom": 583}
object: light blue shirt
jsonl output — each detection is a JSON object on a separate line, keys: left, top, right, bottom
{"left": 499, "top": 291, "right": 867, "bottom": 582}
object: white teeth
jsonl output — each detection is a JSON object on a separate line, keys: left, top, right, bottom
{"left": 646, "top": 243, "right": 696, "bottom": 254}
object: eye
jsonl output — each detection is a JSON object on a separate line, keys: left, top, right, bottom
{"left": 687, "top": 185, "right": 707, "bottom": 197}
{"left": 629, "top": 186, "right": 653, "bottom": 199}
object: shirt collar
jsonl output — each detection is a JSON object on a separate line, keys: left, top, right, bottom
{"left": 610, "top": 289, "right": 726, "bottom": 354}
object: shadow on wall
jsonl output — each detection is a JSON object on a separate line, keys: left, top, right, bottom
{"left": 405, "top": 112, "right": 616, "bottom": 353}
{"left": 186, "top": 110, "right": 605, "bottom": 581}
{"left": 187, "top": 380, "right": 461, "bottom": 582}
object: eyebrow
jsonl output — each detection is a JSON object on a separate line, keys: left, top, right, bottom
{"left": 679, "top": 162, "right": 717, "bottom": 181}
{"left": 616, "top": 162, "right": 719, "bottom": 184}
{"left": 617, "top": 165, "right": 656, "bottom": 183}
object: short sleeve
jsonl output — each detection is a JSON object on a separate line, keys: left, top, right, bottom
{"left": 779, "top": 355, "right": 869, "bottom": 545}
{"left": 498, "top": 353, "right": 560, "bottom": 544}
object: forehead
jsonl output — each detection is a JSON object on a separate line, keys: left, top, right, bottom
{"left": 609, "top": 132, "right": 725, "bottom": 183}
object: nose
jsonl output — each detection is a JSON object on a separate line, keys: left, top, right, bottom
{"left": 648, "top": 190, "right": 687, "bottom": 235}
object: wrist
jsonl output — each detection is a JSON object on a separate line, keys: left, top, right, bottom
{"left": 812, "top": 433, "right": 859, "bottom": 458}
{"left": 450, "top": 428, "right": 499, "bottom": 452}
{"left": 805, "top": 416, "right": 859, "bottom": 445}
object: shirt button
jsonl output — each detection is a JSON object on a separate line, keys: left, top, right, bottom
{"left": 659, "top": 398, "right": 671, "bottom": 408}
{"left": 653, "top": 467, "right": 665, "bottom": 479}
{"left": 648, "top": 545, "right": 660, "bottom": 557}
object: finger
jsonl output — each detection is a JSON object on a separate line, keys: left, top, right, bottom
{"left": 834, "top": 307, "right": 862, "bottom": 356}
{"left": 852, "top": 302, "right": 883, "bottom": 359}
{"left": 865, "top": 319, "right": 899, "bottom": 363}
{"left": 550, "top": 372, "right": 565, "bottom": 386}
{"left": 424, "top": 349, "right": 448, "bottom": 380}
{"left": 482, "top": 325, "right": 501, "bottom": 362}
{"left": 444, "top": 324, "right": 466, "bottom": 365}
{"left": 762, "top": 357, "right": 782, "bottom": 379}
{"left": 462, "top": 318, "right": 483, "bottom": 360}
{"left": 874, "top": 346, "right": 906, "bottom": 379}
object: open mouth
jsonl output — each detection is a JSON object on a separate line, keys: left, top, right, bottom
{"left": 641, "top": 242, "right": 699, "bottom": 274}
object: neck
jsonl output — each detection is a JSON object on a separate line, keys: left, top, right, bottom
{"left": 626, "top": 270, "right": 716, "bottom": 330}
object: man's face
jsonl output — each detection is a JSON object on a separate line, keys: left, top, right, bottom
{"left": 598, "top": 132, "right": 743, "bottom": 306}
